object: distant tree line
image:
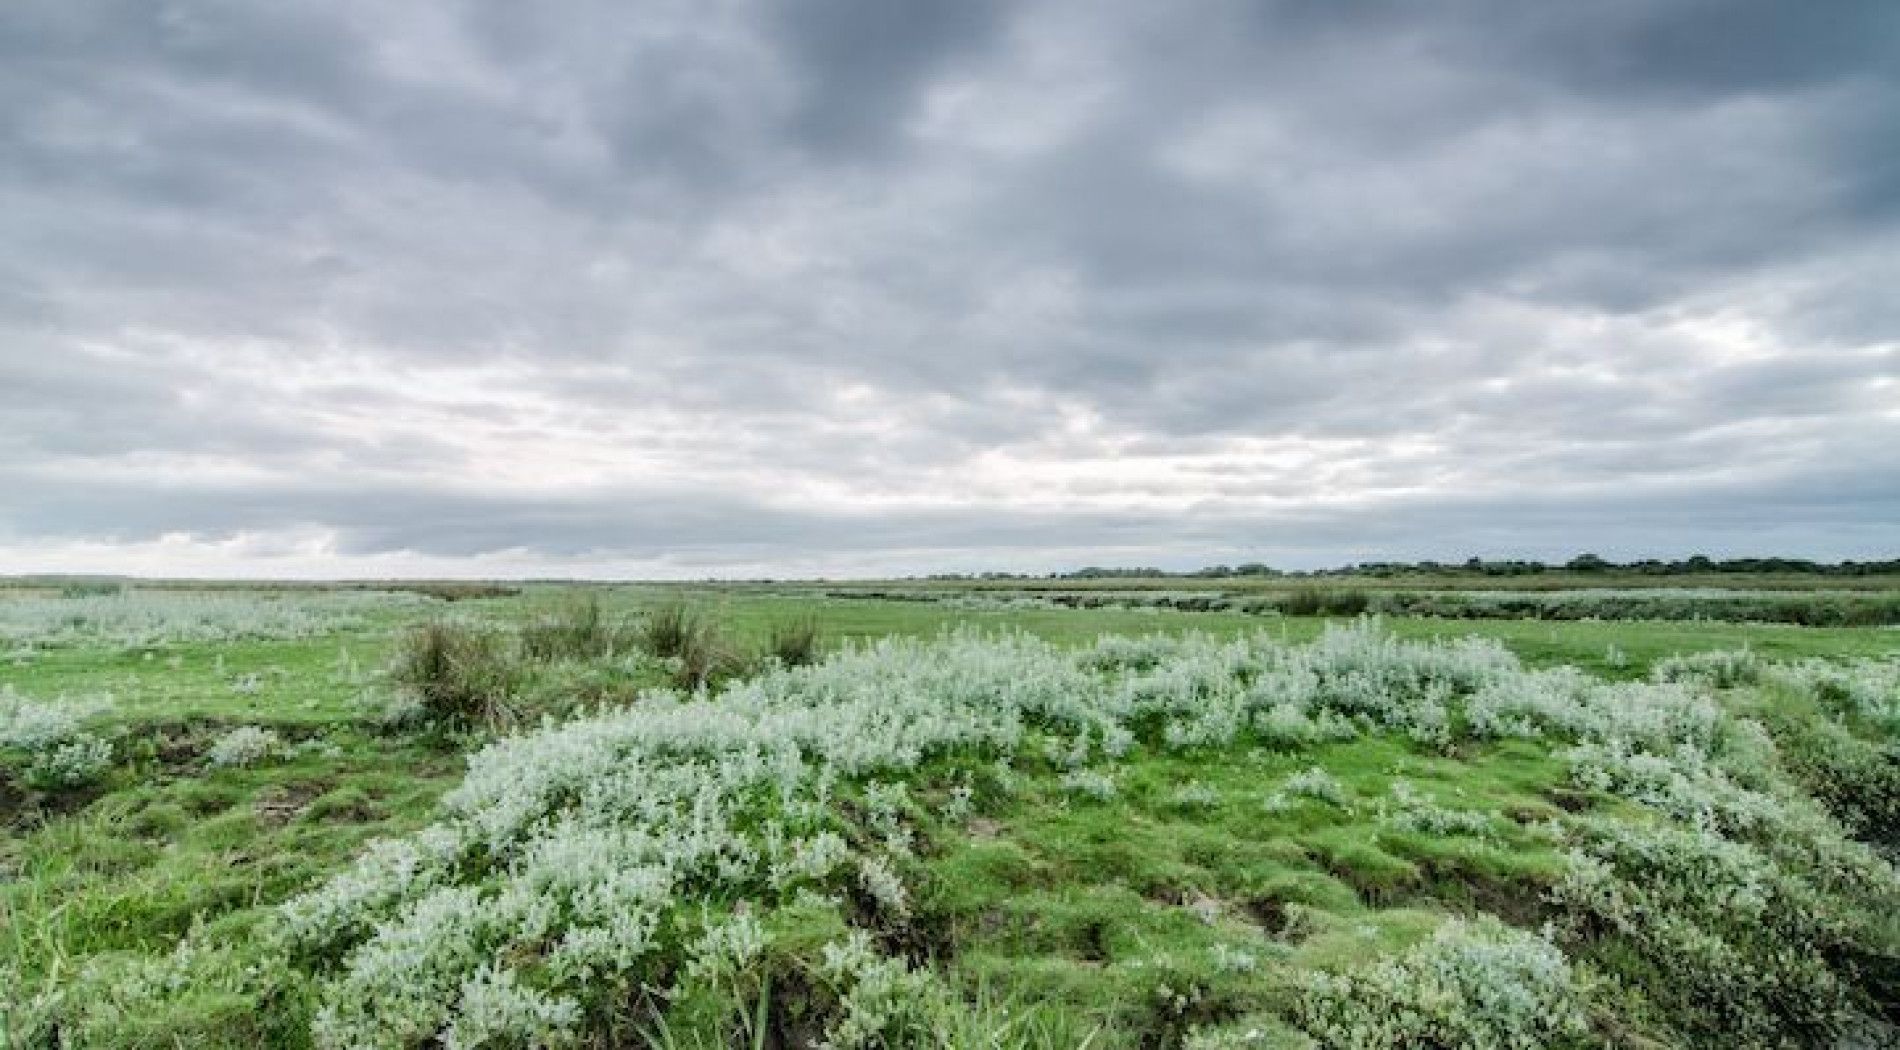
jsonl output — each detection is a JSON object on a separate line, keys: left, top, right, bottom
{"left": 1329, "top": 554, "right": 1900, "bottom": 577}
{"left": 919, "top": 555, "right": 1900, "bottom": 581}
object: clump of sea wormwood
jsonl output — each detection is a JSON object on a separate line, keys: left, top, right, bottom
{"left": 1170, "top": 781, "right": 1223, "bottom": 810}
{"left": 1296, "top": 918, "right": 1590, "bottom": 1049}
{"left": 1264, "top": 765, "right": 1348, "bottom": 811}
{"left": 207, "top": 725, "right": 282, "bottom": 768}
{"left": 1060, "top": 768, "right": 1119, "bottom": 800}
{"left": 0, "top": 685, "right": 115, "bottom": 788}
{"left": 1651, "top": 647, "right": 1763, "bottom": 689}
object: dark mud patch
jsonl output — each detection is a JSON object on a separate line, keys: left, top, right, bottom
{"left": 0, "top": 769, "right": 110, "bottom": 830}
{"left": 1243, "top": 896, "right": 1312, "bottom": 943}
{"left": 1400, "top": 859, "right": 1557, "bottom": 931}
{"left": 253, "top": 779, "right": 334, "bottom": 826}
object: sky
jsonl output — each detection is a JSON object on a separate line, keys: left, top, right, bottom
{"left": 2, "top": 0, "right": 1897, "bottom": 579}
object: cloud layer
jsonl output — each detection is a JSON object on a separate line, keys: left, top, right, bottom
{"left": 3, "top": 0, "right": 1897, "bottom": 576}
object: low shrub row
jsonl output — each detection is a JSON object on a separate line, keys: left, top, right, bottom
{"left": 838, "top": 585, "right": 1900, "bottom": 624}
{"left": 1365, "top": 590, "right": 1900, "bottom": 626}
{"left": 1062, "top": 587, "right": 1900, "bottom": 624}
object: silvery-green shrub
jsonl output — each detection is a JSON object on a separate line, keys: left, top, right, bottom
{"left": 208, "top": 725, "right": 282, "bottom": 768}
{"left": 2, "top": 687, "right": 114, "bottom": 788}
{"left": 1296, "top": 918, "right": 1589, "bottom": 1049}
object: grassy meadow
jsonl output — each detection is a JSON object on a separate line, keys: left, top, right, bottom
{"left": 2, "top": 580, "right": 1897, "bottom": 1047}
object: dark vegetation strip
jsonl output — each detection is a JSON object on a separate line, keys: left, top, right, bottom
{"left": 823, "top": 586, "right": 1900, "bottom": 625}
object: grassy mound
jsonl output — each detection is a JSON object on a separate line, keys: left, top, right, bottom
{"left": 9, "top": 623, "right": 1897, "bottom": 1047}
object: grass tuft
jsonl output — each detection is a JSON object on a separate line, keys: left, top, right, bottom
{"left": 519, "top": 593, "right": 625, "bottom": 662}
{"left": 768, "top": 615, "right": 823, "bottom": 667}
{"left": 387, "top": 621, "right": 520, "bottom": 729}
{"left": 640, "top": 602, "right": 700, "bottom": 659}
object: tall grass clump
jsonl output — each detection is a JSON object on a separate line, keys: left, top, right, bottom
{"left": 639, "top": 602, "right": 700, "bottom": 659}
{"left": 674, "top": 617, "right": 751, "bottom": 690}
{"left": 1275, "top": 588, "right": 1370, "bottom": 617}
{"left": 3, "top": 934, "right": 308, "bottom": 1047}
{"left": 634, "top": 601, "right": 752, "bottom": 688}
{"left": 386, "top": 621, "right": 521, "bottom": 729}
{"left": 519, "top": 593, "right": 626, "bottom": 662}
{"left": 767, "top": 615, "right": 823, "bottom": 667}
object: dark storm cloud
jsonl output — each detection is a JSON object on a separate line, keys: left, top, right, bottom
{"left": 770, "top": 0, "right": 1004, "bottom": 155}
{"left": 1, "top": 0, "right": 1896, "bottom": 574}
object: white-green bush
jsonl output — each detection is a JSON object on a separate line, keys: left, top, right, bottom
{"left": 1551, "top": 817, "right": 1866, "bottom": 1046}
{"left": 1060, "top": 768, "right": 1118, "bottom": 800}
{"left": 1377, "top": 781, "right": 1500, "bottom": 839}
{"left": 1465, "top": 669, "right": 1718, "bottom": 751}
{"left": 1, "top": 686, "right": 114, "bottom": 788}
{"left": 1652, "top": 648, "right": 1763, "bottom": 689}
{"left": 1253, "top": 701, "right": 1359, "bottom": 748}
{"left": 1265, "top": 766, "right": 1348, "bottom": 812}
{"left": 1765, "top": 657, "right": 1900, "bottom": 735}
{"left": 816, "top": 930, "right": 961, "bottom": 1049}
{"left": 1171, "top": 781, "right": 1223, "bottom": 810}
{"left": 207, "top": 726, "right": 283, "bottom": 769}
{"left": 23, "top": 734, "right": 115, "bottom": 789}
{"left": 1088, "top": 621, "right": 1515, "bottom": 756}
{"left": 1081, "top": 633, "right": 1188, "bottom": 672}
{"left": 0, "top": 686, "right": 108, "bottom": 750}
{"left": 1296, "top": 918, "right": 1590, "bottom": 1049}
{"left": 0, "top": 589, "right": 429, "bottom": 649}
{"left": 1208, "top": 943, "right": 1260, "bottom": 974}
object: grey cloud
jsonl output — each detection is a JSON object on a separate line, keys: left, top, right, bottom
{"left": 1477, "top": 0, "right": 1900, "bottom": 101}
{"left": 770, "top": 0, "right": 1004, "bottom": 156}
{"left": 5, "top": 455, "right": 1893, "bottom": 568}
{"left": 0, "top": 0, "right": 1896, "bottom": 573}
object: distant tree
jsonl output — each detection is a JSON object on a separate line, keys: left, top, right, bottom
{"left": 1566, "top": 553, "right": 1611, "bottom": 572}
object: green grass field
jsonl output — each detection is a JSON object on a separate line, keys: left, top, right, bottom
{"left": 3, "top": 583, "right": 1897, "bottom": 1047}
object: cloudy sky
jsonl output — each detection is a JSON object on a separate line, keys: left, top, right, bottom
{"left": 2, "top": 1, "right": 1897, "bottom": 578}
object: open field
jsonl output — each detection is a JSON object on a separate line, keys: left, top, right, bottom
{"left": 3, "top": 583, "right": 1898, "bottom": 1047}
{"left": 777, "top": 572, "right": 1900, "bottom": 594}
{"left": 718, "top": 576, "right": 1900, "bottom": 627}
